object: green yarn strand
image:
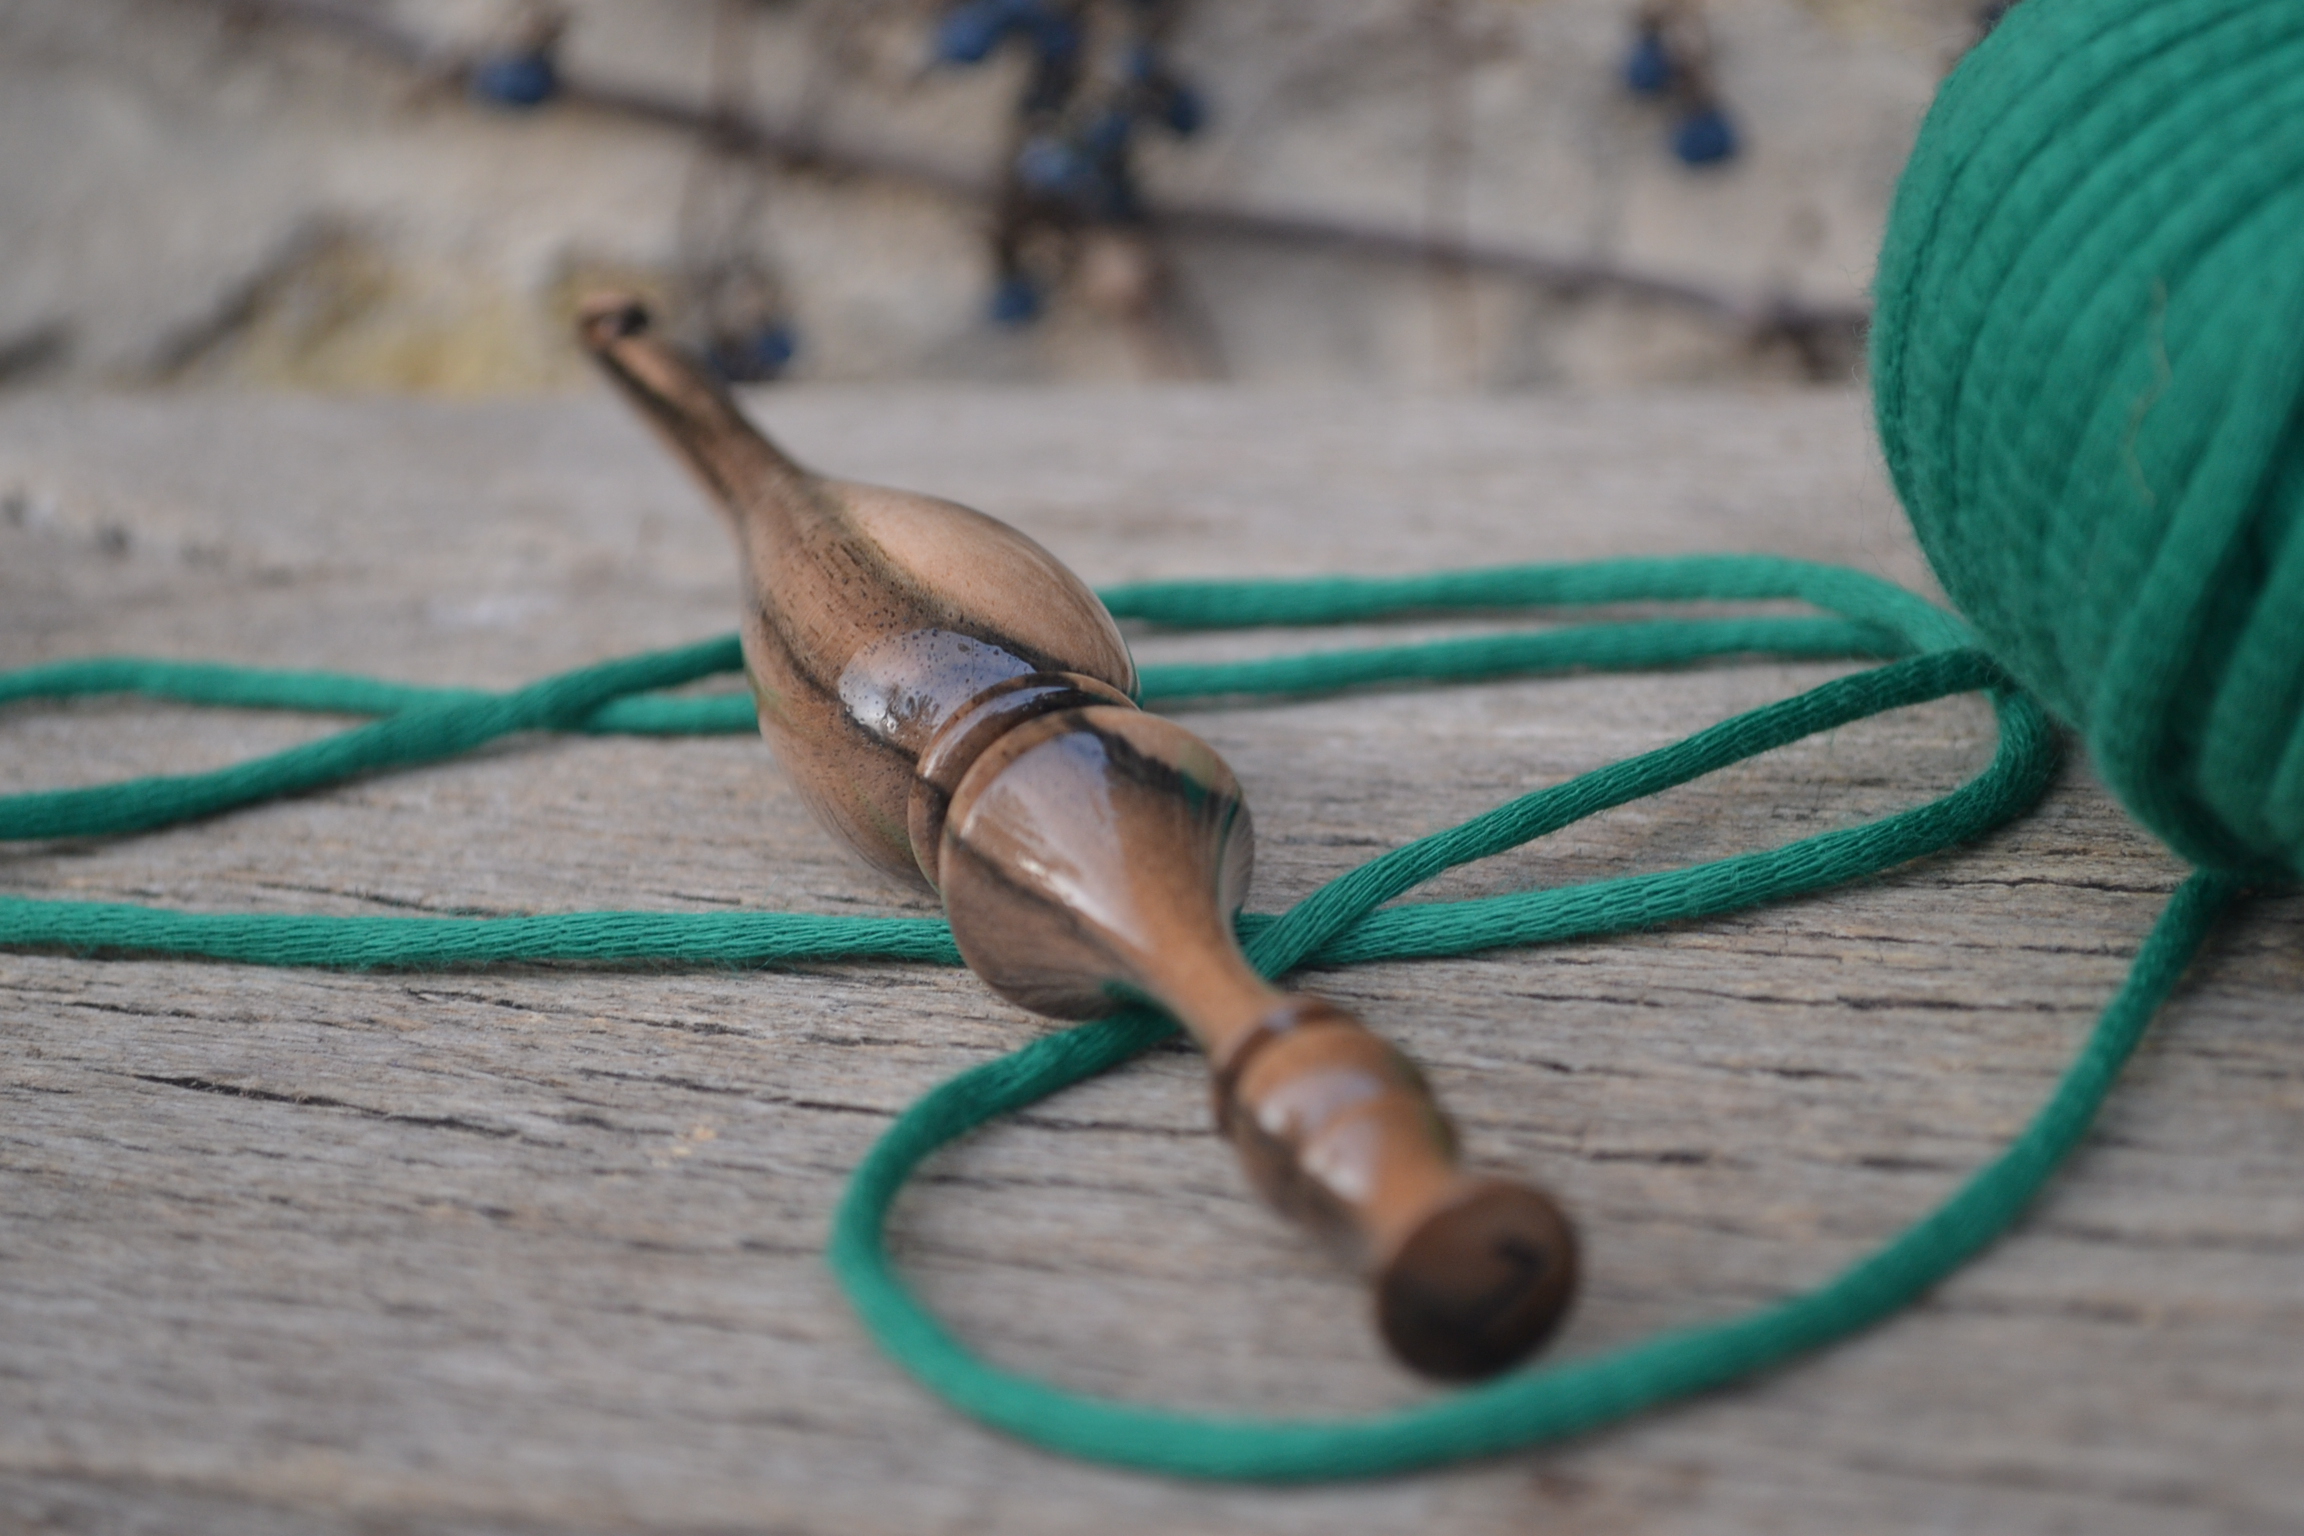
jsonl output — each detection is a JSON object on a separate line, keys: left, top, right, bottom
{"left": 1100, "top": 554, "right": 1967, "bottom": 652}
{"left": 1136, "top": 616, "right": 1902, "bottom": 702}
{"left": 1246, "top": 647, "right": 2003, "bottom": 977}
{"left": 1, "top": 558, "right": 1925, "bottom": 847}
{"left": 0, "top": 636, "right": 742, "bottom": 841}
{"left": 0, "top": 896, "right": 962, "bottom": 970}
{"left": 1309, "top": 682, "right": 2053, "bottom": 969}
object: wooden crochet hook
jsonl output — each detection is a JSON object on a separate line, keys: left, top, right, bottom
{"left": 578, "top": 294, "right": 1576, "bottom": 1379}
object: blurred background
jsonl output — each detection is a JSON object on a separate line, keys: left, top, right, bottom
{"left": 0, "top": 0, "right": 2003, "bottom": 398}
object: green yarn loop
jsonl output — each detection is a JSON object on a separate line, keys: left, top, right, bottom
{"left": 1874, "top": 0, "right": 2304, "bottom": 880}
{"left": 828, "top": 867, "right": 2235, "bottom": 1480}
{"left": 4, "top": 551, "right": 2216, "bottom": 1484}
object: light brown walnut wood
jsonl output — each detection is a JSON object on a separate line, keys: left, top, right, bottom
{"left": 1, "top": 387, "right": 2299, "bottom": 1535}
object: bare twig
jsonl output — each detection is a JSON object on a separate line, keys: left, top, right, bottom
{"left": 169, "top": 0, "right": 1868, "bottom": 349}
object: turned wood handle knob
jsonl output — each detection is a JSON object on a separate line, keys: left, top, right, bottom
{"left": 1214, "top": 998, "right": 1578, "bottom": 1378}
{"left": 578, "top": 296, "right": 1580, "bottom": 1379}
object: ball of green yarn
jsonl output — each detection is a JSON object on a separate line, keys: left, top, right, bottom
{"left": 1873, "top": 0, "right": 2304, "bottom": 880}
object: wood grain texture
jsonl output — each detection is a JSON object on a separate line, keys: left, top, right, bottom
{"left": 2, "top": 387, "right": 2300, "bottom": 1535}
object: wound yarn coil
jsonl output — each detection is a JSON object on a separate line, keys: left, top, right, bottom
{"left": 1874, "top": 0, "right": 2304, "bottom": 879}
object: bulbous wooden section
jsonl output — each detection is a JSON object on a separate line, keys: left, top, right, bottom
{"left": 938, "top": 705, "right": 1258, "bottom": 1020}
{"left": 579, "top": 294, "right": 1578, "bottom": 1379}
{"left": 578, "top": 293, "right": 1135, "bottom": 883}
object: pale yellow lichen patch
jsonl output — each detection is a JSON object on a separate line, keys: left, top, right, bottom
{"left": 180, "top": 235, "right": 687, "bottom": 396}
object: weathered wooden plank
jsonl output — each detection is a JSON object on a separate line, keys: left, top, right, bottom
{"left": 1, "top": 388, "right": 2299, "bottom": 1535}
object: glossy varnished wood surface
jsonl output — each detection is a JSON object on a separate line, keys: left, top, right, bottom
{"left": 579, "top": 297, "right": 1138, "bottom": 885}
{"left": 2, "top": 388, "right": 2300, "bottom": 1534}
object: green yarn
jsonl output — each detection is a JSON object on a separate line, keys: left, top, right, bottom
{"left": 0, "top": 637, "right": 746, "bottom": 842}
{"left": 12, "top": 550, "right": 2191, "bottom": 1484}
{"left": 1874, "top": 0, "right": 2304, "bottom": 880}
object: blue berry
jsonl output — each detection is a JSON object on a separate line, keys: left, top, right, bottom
{"left": 1161, "top": 82, "right": 1206, "bottom": 136}
{"left": 469, "top": 52, "right": 557, "bottom": 109}
{"left": 989, "top": 274, "right": 1043, "bottom": 326}
{"left": 1624, "top": 31, "right": 1672, "bottom": 95}
{"left": 707, "top": 322, "right": 799, "bottom": 384}
{"left": 932, "top": 0, "right": 1012, "bottom": 65}
{"left": 1673, "top": 104, "right": 1739, "bottom": 166}
{"left": 1015, "top": 135, "right": 1091, "bottom": 198}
